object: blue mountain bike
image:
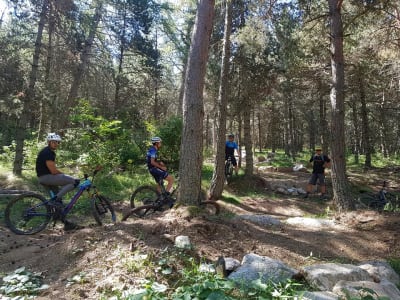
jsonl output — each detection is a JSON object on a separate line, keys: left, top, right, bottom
{"left": 5, "top": 167, "right": 116, "bottom": 235}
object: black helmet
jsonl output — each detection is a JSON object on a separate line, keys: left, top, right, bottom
{"left": 228, "top": 133, "right": 234, "bottom": 138}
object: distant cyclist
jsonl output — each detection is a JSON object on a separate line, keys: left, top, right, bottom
{"left": 35, "top": 133, "right": 80, "bottom": 230}
{"left": 146, "top": 137, "right": 174, "bottom": 194}
{"left": 304, "top": 146, "right": 331, "bottom": 199}
{"left": 225, "top": 134, "right": 239, "bottom": 175}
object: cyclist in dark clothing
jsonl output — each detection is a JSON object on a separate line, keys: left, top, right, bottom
{"left": 225, "top": 134, "right": 239, "bottom": 175}
{"left": 36, "top": 133, "right": 80, "bottom": 230}
{"left": 304, "top": 146, "right": 331, "bottom": 199}
{"left": 147, "top": 137, "right": 174, "bottom": 193}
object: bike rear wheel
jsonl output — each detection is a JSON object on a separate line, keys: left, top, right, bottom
{"left": 91, "top": 195, "right": 117, "bottom": 226}
{"left": 358, "top": 194, "right": 384, "bottom": 210}
{"left": 130, "top": 185, "right": 160, "bottom": 208}
{"left": 121, "top": 204, "right": 157, "bottom": 221}
{"left": 383, "top": 192, "right": 399, "bottom": 211}
{"left": 199, "top": 200, "right": 220, "bottom": 215}
{"left": 5, "top": 193, "right": 51, "bottom": 235}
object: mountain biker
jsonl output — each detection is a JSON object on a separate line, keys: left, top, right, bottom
{"left": 35, "top": 133, "right": 81, "bottom": 230}
{"left": 225, "top": 134, "right": 239, "bottom": 175}
{"left": 304, "top": 146, "right": 331, "bottom": 199}
{"left": 147, "top": 137, "right": 174, "bottom": 194}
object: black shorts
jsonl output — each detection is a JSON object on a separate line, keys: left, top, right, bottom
{"left": 225, "top": 155, "right": 237, "bottom": 166}
{"left": 308, "top": 173, "right": 325, "bottom": 185}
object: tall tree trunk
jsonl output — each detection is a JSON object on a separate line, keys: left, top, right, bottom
{"left": 178, "top": 0, "right": 215, "bottom": 205}
{"left": 63, "top": 0, "right": 103, "bottom": 127}
{"left": 328, "top": 0, "right": 354, "bottom": 211}
{"left": 38, "top": 0, "right": 55, "bottom": 139}
{"left": 257, "top": 111, "right": 262, "bottom": 152}
{"left": 319, "top": 80, "right": 329, "bottom": 152}
{"left": 209, "top": 0, "right": 232, "bottom": 200}
{"left": 114, "top": 4, "right": 127, "bottom": 118}
{"left": 237, "top": 112, "right": 242, "bottom": 168}
{"left": 13, "top": 0, "right": 49, "bottom": 175}
{"left": 243, "top": 106, "right": 253, "bottom": 175}
{"left": 350, "top": 100, "right": 359, "bottom": 164}
{"left": 357, "top": 66, "right": 372, "bottom": 167}
{"left": 378, "top": 91, "right": 389, "bottom": 157}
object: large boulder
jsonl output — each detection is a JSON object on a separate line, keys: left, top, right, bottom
{"left": 228, "top": 253, "right": 298, "bottom": 286}
{"left": 302, "top": 263, "right": 371, "bottom": 291}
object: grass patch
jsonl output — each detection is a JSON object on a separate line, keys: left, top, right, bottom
{"left": 388, "top": 258, "right": 400, "bottom": 277}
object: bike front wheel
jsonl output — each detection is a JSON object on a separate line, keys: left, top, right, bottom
{"left": 225, "top": 161, "right": 233, "bottom": 182}
{"left": 91, "top": 195, "right": 117, "bottom": 226}
{"left": 130, "top": 185, "right": 160, "bottom": 208}
{"left": 5, "top": 193, "right": 51, "bottom": 235}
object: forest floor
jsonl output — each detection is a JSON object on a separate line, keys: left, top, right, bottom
{"left": 0, "top": 167, "right": 399, "bottom": 299}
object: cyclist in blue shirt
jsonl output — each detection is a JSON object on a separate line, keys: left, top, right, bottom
{"left": 225, "top": 134, "right": 239, "bottom": 175}
{"left": 147, "top": 137, "right": 174, "bottom": 193}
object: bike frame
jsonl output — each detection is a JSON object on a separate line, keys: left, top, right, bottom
{"left": 60, "top": 179, "right": 92, "bottom": 217}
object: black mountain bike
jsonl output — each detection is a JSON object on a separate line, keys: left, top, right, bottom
{"left": 5, "top": 167, "right": 116, "bottom": 235}
{"left": 225, "top": 157, "right": 234, "bottom": 182}
{"left": 358, "top": 181, "right": 399, "bottom": 211}
{"left": 121, "top": 179, "right": 220, "bottom": 221}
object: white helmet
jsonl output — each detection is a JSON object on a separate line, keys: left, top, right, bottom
{"left": 46, "top": 133, "right": 62, "bottom": 142}
{"left": 151, "top": 136, "right": 162, "bottom": 144}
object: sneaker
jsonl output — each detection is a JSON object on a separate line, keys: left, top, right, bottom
{"left": 64, "top": 220, "right": 84, "bottom": 231}
{"left": 320, "top": 194, "right": 327, "bottom": 200}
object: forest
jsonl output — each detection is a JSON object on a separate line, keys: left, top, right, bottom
{"left": 0, "top": 0, "right": 400, "bottom": 210}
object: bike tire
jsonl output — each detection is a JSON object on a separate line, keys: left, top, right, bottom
{"left": 225, "top": 161, "right": 233, "bottom": 182}
{"left": 130, "top": 185, "right": 160, "bottom": 208}
{"left": 199, "top": 200, "right": 220, "bottom": 215}
{"left": 383, "top": 192, "right": 399, "bottom": 211}
{"left": 358, "top": 195, "right": 383, "bottom": 210}
{"left": 121, "top": 204, "right": 157, "bottom": 221}
{"left": 91, "top": 195, "right": 117, "bottom": 226}
{"left": 5, "top": 193, "right": 51, "bottom": 235}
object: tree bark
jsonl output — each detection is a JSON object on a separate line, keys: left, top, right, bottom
{"left": 13, "top": 0, "right": 49, "bottom": 175}
{"left": 328, "top": 0, "right": 354, "bottom": 211}
{"left": 63, "top": 0, "right": 103, "bottom": 127}
{"left": 357, "top": 65, "right": 372, "bottom": 167}
{"left": 209, "top": 0, "right": 232, "bottom": 200}
{"left": 243, "top": 107, "right": 253, "bottom": 175}
{"left": 178, "top": 0, "right": 215, "bottom": 205}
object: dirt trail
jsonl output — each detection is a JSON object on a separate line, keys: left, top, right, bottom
{"left": 1, "top": 169, "right": 399, "bottom": 299}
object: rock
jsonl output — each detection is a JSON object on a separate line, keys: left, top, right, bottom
{"left": 228, "top": 253, "right": 298, "bottom": 285}
{"left": 358, "top": 260, "right": 400, "bottom": 285}
{"left": 285, "top": 217, "right": 338, "bottom": 229}
{"left": 236, "top": 214, "right": 281, "bottom": 226}
{"left": 199, "top": 263, "right": 215, "bottom": 273}
{"left": 174, "top": 235, "right": 192, "bottom": 249}
{"left": 300, "top": 291, "right": 339, "bottom": 300}
{"left": 302, "top": 263, "right": 371, "bottom": 291}
{"left": 224, "top": 257, "right": 241, "bottom": 272}
{"left": 332, "top": 279, "right": 400, "bottom": 299}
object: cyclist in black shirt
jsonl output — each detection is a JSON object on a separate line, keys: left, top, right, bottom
{"left": 36, "top": 133, "right": 80, "bottom": 230}
{"left": 304, "top": 146, "right": 331, "bottom": 199}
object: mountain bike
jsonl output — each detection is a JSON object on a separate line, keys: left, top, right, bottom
{"left": 225, "top": 157, "right": 234, "bottom": 183}
{"left": 5, "top": 167, "right": 116, "bottom": 235}
{"left": 121, "top": 178, "right": 220, "bottom": 221}
{"left": 357, "top": 180, "right": 400, "bottom": 211}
